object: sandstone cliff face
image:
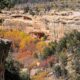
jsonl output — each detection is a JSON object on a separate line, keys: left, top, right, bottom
{"left": 1, "top": 10, "right": 80, "bottom": 42}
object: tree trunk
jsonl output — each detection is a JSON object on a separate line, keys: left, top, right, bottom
{"left": 0, "top": 64, "right": 5, "bottom": 80}
{"left": 0, "top": 39, "right": 12, "bottom": 80}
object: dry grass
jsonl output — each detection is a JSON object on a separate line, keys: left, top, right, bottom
{"left": 32, "top": 71, "right": 48, "bottom": 80}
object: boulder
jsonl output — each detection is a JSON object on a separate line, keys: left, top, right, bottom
{"left": 0, "top": 38, "right": 11, "bottom": 63}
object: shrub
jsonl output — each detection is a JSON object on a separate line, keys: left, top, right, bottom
{"left": 0, "top": 0, "right": 15, "bottom": 10}
{"left": 0, "top": 18, "right": 4, "bottom": 25}
{"left": 5, "top": 54, "right": 22, "bottom": 74}
{"left": 59, "top": 52, "right": 67, "bottom": 66}
{"left": 54, "top": 64, "right": 68, "bottom": 79}
{"left": 41, "top": 41, "right": 57, "bottom": 59}
{"left": 19, "top": 70, "right": 31, "bottom": 80}
{"left": 24, "top": 7, "right": 30, "bottom": 13}
{"left": 29, "top": 9, "right": 35, "bottom": 16}
{"left": 61, "top": 67, "right": 68, "bottom": 78}
{"left": 42, "top": 47, "right": 53, "bottom": 58}
{"left": 54, "top": 65, "right": 62, "bottom": 78}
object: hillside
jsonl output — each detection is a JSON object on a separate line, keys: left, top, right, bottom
{"left": 0, "top": 0, "right": 80, "bottom": 80}
{"left": 14, "top": 0, "right": 80, "bottom": 10}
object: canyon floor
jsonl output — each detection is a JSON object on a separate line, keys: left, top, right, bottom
{"left": 0, "top": 9, "right": 80, "bottom": 80}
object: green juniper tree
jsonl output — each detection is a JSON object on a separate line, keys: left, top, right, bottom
{"left": 0, "top": 0, "right": 15, "bottom": 10}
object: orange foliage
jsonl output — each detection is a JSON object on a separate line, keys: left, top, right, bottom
{"left": 0, "top": 29, "right": 47, "bottom": 61}
{"left": 16, "top": 51, "right": 32, "bottom": 61}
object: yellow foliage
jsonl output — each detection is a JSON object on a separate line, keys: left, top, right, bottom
{"left": 0, "top": 29, "right": 35, "bottom": 51}
{"left": 28, "top": 59, "right": 39, "bottom": 69}
{"left": 0, "top": 29, "right": 48, "bottom": 59}
{"left": 32, "top": 72, "right": 48, "bottom": 80}
{"left": 19, "top": 35, "right": 35, "bottom": 50}
{"left": 36, "top": 41, "right": 47, "bottom": 52}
